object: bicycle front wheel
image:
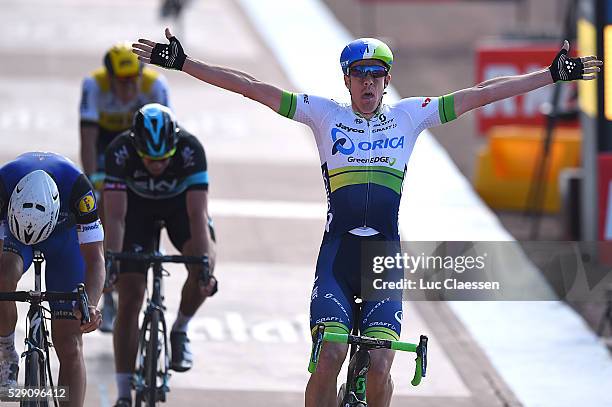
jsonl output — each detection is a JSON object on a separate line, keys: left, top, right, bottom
{"left": 145, "top": 309, "right": 161, "bottom": 407}
{"left": 21, "top": 351, "right": 49, "bottom": 407}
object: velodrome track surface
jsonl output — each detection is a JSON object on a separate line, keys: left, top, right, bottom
{"left": 1, "top": 0, "right": 611, "bottom": 405}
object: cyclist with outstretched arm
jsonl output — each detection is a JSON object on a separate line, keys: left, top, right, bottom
{"left": 0, "top": 152, "right": 104, "bottom": 407}
{"left": 134, "top": 28, "right": 601, "bottom": 407}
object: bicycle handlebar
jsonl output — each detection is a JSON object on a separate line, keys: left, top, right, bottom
{"left": 0, "top": 283, "right": 91, "bottom": 324}
{"left": 308, "top": 324, "right": 428, "bottom": 386}
{"left": 106, "top": 251, "right": 209, "bottom": 265}
{"left": 106, "top": 251, "right": 213, "bottom": 288}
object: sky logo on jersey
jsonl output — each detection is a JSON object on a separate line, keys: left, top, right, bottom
{"left": 77, "top": 191, "right": 97, "bottom": 214}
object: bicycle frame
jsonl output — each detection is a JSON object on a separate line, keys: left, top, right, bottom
{"left": 19, "top": 252, "right": 54, "bottom": 407}
{"left": 343, "top": 345, "right": 371, "bottom": 405}
{"left": 132, "top": 254, "right": 171, "bottom": 404}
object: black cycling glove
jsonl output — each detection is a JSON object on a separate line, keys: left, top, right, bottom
{"left": 549, "top": 47, "right": 584, "bottom": 82}
{"left": 150, "top": 35, "right": 187, "bottom": 71}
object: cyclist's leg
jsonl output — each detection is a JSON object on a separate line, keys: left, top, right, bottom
{"left": 359, "top": 238, "right": 404, "bottom": 407}
{"left": 360, "top": 300, "right": 400, "bottom": 407}
{"left": 166, "top": 193, "right": 212, "bottom": 320}
{"left": 41, "top": 227, "right": 87, "bottom": 407}
{"left": 0, "top": 236, "right": 30, "bottom": 335}
{"left": 113, "top": 202, "right": 156, "bottom": 400}
{"left": 164, "top": 194, "right": 211, "bottom": 371}
{"left": 0, "top": 236, "right": 31, "bottom": 387}
{"left": 306, "top": 235, "right": 356, "bottom": 407}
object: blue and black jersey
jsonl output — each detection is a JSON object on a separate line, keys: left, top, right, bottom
{"left": 104, "top": 128, "right": 208, "bottom": 199}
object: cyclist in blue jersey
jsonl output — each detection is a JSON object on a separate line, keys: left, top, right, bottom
{"left": 103, "top": 103, "right": 217, "bottom": 407}
{"left": 0, "top": 152, "right": 105, "bottom": 406}
{"left": 133, "top": 29, "right": 601, "bottom": 406}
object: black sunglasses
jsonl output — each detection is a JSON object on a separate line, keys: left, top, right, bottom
{"left": 349, "top": 65, "right": 389, "bottom": 78}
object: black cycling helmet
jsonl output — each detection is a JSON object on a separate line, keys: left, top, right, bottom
{"left": 132, "top": 103, "right": 178, "bottom": 159}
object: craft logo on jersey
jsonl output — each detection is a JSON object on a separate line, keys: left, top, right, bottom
{"left": 77, "top": 191, "right": 97, "bottom": 214}
{"left": 422, "top": 97, "right": 431, "bottom": 108}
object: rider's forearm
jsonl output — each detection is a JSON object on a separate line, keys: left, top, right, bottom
{"left": 104, "top": 217, "right": 125, "bottom": 254}
{"left": 182, "top": 57, "right": 259, "bottom": 98}
{"left": 475, "top": 69, "right": 553, "bottom": 107}
{"left": 81, "top": 242, "right": 105, "bottom": 307}
{"left": 188, "top": 212, "right": 211, "bottom": 256}
{"left": 80, "top": 125, "right": 99, "bottom": 176}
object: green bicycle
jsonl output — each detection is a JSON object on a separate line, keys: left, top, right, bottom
{"left": 308, "top": 323, "right": 428, "bottom": 407}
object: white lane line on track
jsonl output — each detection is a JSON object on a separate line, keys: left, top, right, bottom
{"left": 98, "top": 383, "right": 110, "bottom": 407}
{"left": 209, "top": 199, "right": 326, "bottom": 220}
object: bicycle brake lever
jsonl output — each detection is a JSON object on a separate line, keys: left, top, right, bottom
{"left": 199, "top": 257, "right": 211, "bottom": 284}
{"left": 199, "top": 257, "right": 219, "bottom": 296}
{"left": 77, "top": 284, "right": 91, "bottom": 324}
{"left": 418, "top": 335, "right": 428, "bottom": 377}
{"left": 308, "top": 324, "right": 326, "bottom": 373}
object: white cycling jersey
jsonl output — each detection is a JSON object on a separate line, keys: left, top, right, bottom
{"left": 278, "top": 92, "right": 456, "bottom": 241}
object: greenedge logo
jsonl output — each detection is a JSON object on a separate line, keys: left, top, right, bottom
{"left": 347, "top": 156, "right": 397, "bottom": 166}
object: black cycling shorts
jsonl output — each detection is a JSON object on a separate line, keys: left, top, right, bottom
{"left": 120, "top": 191, "right": 192, "bottom": 274}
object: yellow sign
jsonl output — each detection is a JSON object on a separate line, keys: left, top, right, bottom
{"left": 78, "top": 191, "right": 97, "bottom": 214}
{"left": 606, "top": 25, "right": 612, "bottom": 121}
{"left": 578, "top": 18, "right": 598, "bottom": 118}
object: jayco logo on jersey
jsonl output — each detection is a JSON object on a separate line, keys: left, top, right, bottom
{"left": 330, "top": 128, "right": 405, "bottom": 156}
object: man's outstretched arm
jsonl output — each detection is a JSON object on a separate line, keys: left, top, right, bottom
{"left": 452, "top": 40, "right": 602, "bottom": 117}
{"left": 133, "top": 28, "right": 283, "bottom": 112}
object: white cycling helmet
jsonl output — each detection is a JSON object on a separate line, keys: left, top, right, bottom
{"left": 8, "top": 170, "right": 60, "bottom": 245}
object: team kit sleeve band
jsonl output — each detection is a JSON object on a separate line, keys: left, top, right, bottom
{"left": 278, "top": 91, "right": 298, "bottom": 118}
{"left": 76, "top": 219, "right": 104, "bottom": 244}
{"left": 438, "top": 94, "right": 456, "bottom": 123}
